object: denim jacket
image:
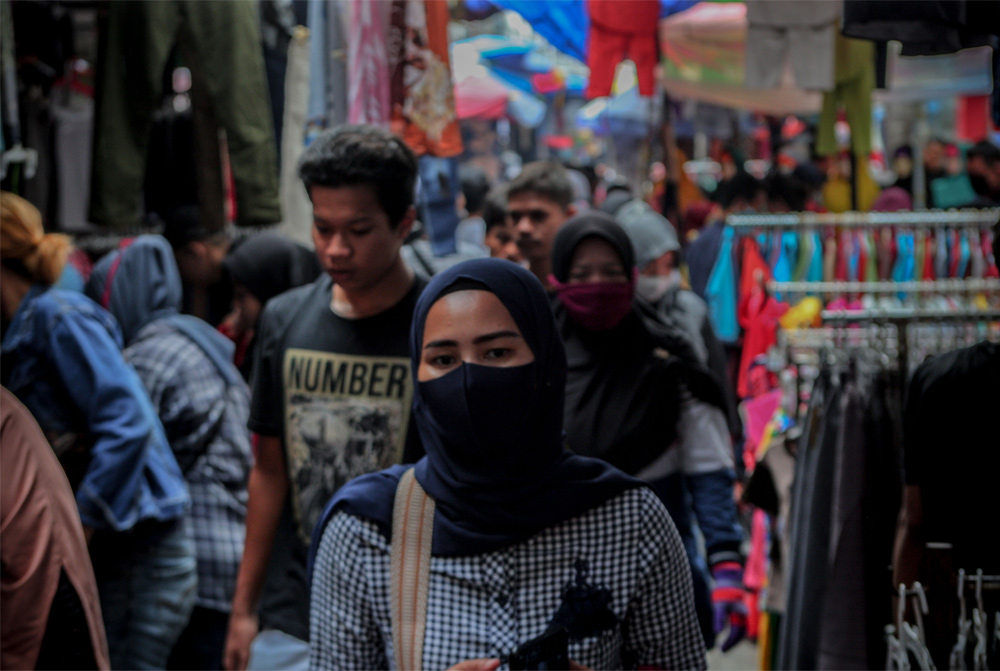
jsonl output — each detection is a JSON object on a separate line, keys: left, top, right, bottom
{"left": 1, "top": 285, "right": 189, "bottom": 531}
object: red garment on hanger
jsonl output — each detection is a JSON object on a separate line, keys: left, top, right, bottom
{"left": 923, "top": 232, "right": 936, "bottom": 280}
{"left": 585, "top": 0, "right": 660, "bottom": 98}
{"left": 737, "top": 239, "right": 786, "bottom": 399}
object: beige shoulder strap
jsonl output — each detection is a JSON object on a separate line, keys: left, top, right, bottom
{"left": 390, "top": 468, "right": 435, "bottom": 670}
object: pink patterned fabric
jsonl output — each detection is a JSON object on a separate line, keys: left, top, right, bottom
{"left": 347, "top": 0, "right": 391, "bottom": 127}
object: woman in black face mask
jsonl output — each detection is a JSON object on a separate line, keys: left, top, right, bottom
{"left": 549, "top": 212, "right": 748, "bottom": 654}
{"left": 308, "top": 258, "right": 706, "bottom": 671}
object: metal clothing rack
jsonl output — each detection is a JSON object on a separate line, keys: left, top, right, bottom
{"left": 728, "top": 208, "right": 1000, "bottom": 229}
{"left": 769, "top": 279, "right": 1000, "bottom": 294}
{"left": 821, "top": 307, "right": 1000, "bottom": 380}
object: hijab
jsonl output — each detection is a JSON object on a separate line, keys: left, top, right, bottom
{"left": 312, "top": 258, "right": 642, "bottom": 560}
{"left": 221, "top": 232, "right": 322, "bottom": 305}
{"left": 550, "top": 213, "right": 726, "bottom": 475}
{"left": 84, "top": 235, "right": 241, "bottom": 386}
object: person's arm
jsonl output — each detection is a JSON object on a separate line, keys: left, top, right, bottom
{"left": 224, "top": 434, "right": 288, "bottom": 671}
{"left": 309, "top": 512, "right": 388, "bottom": 670}
{"left": 47, "top": 309, "right": 178, "bottom": 531}
{"left": 625, "top": 489, "right": 708, "bottom": 670}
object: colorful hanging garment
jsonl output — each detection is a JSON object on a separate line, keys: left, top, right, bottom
{"left": 347, "top": 0, "right": 391, "bottom": 127}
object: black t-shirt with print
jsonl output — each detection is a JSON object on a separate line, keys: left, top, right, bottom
{"left": 249, "top": 273, "right": 427, "bottom": 641}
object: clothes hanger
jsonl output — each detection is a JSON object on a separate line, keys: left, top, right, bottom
{"left": 952, "top": 569, "right": 972, "bottom": 670}
{"left": 972, "top": 571, "right": 988, "bottom": 671}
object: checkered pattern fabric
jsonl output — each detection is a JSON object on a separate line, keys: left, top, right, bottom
{"left": 127, "top": 321, "right": 253, "bottom": 612}
{"left": 310, "top": 486, "right": 706, "bottom": 670}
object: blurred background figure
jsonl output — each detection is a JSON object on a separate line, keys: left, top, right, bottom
{"left": 2, "top": 387, "right": 110, "bottom": 671}
{"left": 220, "top": 232, "right": 322, "bottom": 381}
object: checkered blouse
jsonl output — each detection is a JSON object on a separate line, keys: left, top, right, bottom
{"left": 310, "top": 486, "right": 707, "bottom": 670}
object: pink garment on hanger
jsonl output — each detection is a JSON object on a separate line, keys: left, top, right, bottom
{"left": 347, "top": 0, "right": 391, "bottom": 127}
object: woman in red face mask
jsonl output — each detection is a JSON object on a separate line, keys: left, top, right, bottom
{"left": 549, "top": 212, "right": 750, "bottom": 655}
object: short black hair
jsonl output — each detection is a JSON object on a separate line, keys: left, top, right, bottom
{"left": 482, "top": 184, "right": 508, "bottom": 232}
{"left": 719, "top": 171, "right": 762, "bottom": 210}
{"left": 764, "top": 172, "right": 808, "bottom": 212}
{"left": 507, "top": 161, "right": 574, "bottom": 209}
{"left": 459, "top": 164, "right": 492, "bottom": 215}
{"left": 967, "top": 140, "right": 1000, "bottom": 166}
{"left": 298, "top": 125, "right": 418, "bottom": 228}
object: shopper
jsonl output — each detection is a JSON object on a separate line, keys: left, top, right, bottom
{"left": 1, "top": 387, "right": 110, "bottom": 671}
{"left": 309, "top": 258, "right": 706, "bottom": 670}
{"left": 0, "top": 191, "right": 195, "bottom": 670}
{"left": 224, "top": 126, "right": 426, "bottom": 671}
{"left": 481, "top": 184, "right": 522, "bottom": 264}
{"left": 85, "top": 235, "right": 254, "bottom": 671}
{"left": 507, "top": 161, "right": 578, "bottom": 287}
{"left": 549, "top": 212, "right": 748, "bottom": 652}
{"left": 219, "top": 232, "right": 322, "bottom": 381}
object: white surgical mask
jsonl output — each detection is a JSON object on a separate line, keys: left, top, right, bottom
{"left": 635, "top": 271, "right": 680, "bottom": 303}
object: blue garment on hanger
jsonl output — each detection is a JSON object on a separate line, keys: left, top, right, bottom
{"left": 848, "top": 232, "right": 861, "bottom": 282}
{"left": 892, "top": 232, "right": 915, "bottom": 300}
{"left": 956, "top": 230, "right": 971, "bottom": 278}
{"left": 705, "top": 226, "right": 739, "bottom": 343}
{"left": 772, "top": 232, "right": 797, "bottom": 301}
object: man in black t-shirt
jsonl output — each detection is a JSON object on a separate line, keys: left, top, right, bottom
{"left": 224, "top": 126, "right": 427, "bottom": 671}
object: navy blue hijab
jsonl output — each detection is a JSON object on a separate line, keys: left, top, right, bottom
{"left": 311, "top": 258, "right": 642, "bottom": 561}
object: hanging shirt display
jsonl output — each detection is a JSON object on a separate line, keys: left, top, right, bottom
{"left": 346, "top": 0, "right": 391, "bottom": 127}
{"left": 388, "top": 0, "right": 462, "bottom": 158}
{"left": 585, "top": 0, "right": 660, "bottom": 99}
{"left": 90, "top": 0, "right": 280, "bottom": 230}
{"left": 744, "top": 0, "right": 839, "bottom": 91}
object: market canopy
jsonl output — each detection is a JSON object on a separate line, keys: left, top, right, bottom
{"left": 451, "top": 36, "right": 548, "bottom": 127}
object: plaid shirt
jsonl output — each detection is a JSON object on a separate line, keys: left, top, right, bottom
{"left": 310, "top": 486, "right": 707, "bottom": 671}
{"left": 127, "top": 321, "right": 253, "bottom": 612}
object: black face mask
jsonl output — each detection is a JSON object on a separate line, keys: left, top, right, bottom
{"left": 969, "top": 173, "right": 991, "bottom": 197}
{"left": 417, "top": 361, "right": 552, "bottom": 478}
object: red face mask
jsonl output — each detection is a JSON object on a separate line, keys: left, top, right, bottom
{"left": 550, "top": 277, "right": 634, "bottom": 332}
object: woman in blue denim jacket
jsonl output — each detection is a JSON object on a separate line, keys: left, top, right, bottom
{"left": 1, "top": 192, "right": 196, "bottom": 670}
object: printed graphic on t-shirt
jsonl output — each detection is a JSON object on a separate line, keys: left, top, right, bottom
{"left": 283, "top": 348, "right": 413, "bottom": 543}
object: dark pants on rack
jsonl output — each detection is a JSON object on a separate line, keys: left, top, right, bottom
{"left": 90, "top": 0, "right": 280, "bottom": 230}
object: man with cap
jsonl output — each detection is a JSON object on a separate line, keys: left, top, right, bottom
{"left": 616, "top": 198, "right": 739, "bottom": 442}
{"left": 613, "top": 198, "right": 750, "bottom": 653}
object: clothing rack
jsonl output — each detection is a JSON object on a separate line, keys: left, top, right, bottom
{"left": 769, "top": 279, "right": 1000, "bottom": 294}
{"left": 821, "top": 307, "right": 1000, "bottom": 380}
{"left": 728, "top": 209, "right": 1000, "bottom": 229}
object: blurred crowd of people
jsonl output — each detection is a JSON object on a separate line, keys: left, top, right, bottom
{"left": 2, "top": 125, "right": 999, "bottom": 671}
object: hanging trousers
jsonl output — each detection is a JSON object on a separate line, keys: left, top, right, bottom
{"left": 90, "top": 0, "right": 280, "bottom": 230}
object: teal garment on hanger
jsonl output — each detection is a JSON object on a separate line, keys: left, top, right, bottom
{"left": 772, "top": 232, "right": 797, "bottom": 300}
{"left": 807, "top": 232, "right": 824, "bottom": 283}
{"left": 956, "top": 230, "right": 971, "bottom": 279}
{"left": 848, "top": 232, "right": 861, "bottom": 282}
{"left": 892, "top": 232, "right": 915, "bottom": 300}
{"left": 705, "top": 226, "right": 739, "bottom": 343}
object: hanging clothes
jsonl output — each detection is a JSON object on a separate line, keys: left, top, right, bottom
{"left": 705, "top": 226, "right": 740, "bottom": 343}
{"left": 776, "top": 361, "right": 903, "bottom": 670}
{"left": 815, "top": 33, "right": 874, "bottom": 158}
{"left": 388, "top": 0, "right": 462, "bottom": 158}
{"left": 275, "top": 26, "right": 314, "bottom": 248}
{"left": 842, "top": 0, "right": 1000, "bottom": 57}
{"left": 744, "top": 0, "right": 839, "bottom": 91}
{"left": 90, "top": 0, "right": 280, "bottom": 230}
{"left": 346, "top": 0, "right": 391, "bottom": 127}
{"left": 585, "top": 0, "right": 660, "bottom": 99}
{"left": 308, "top": 0, "right": 349, "bottom": 131}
